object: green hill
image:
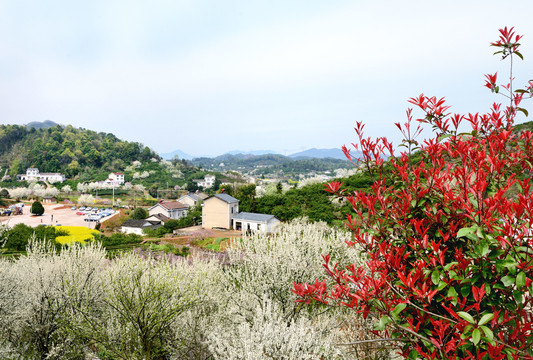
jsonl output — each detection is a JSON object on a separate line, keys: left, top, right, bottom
{"left": 0, "top": 123, "right": 158, "bottom": 180}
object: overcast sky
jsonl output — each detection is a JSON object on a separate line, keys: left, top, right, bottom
{"left": 1, "top": 1, "right": 533, "bottom": 157}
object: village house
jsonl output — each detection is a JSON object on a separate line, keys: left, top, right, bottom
{"left": 121, "top": 219, "right": 162, "bottom": 235}
{"left": 178, "top": 192, "right": 202, "bottom": 207}
{"left": 148, "top": 200, "right": 188, "bottom": 220}
{"left": 232, "top": 212, "right": 281, "bottom": 234}
{"left": 17, "top": 168, "right": 66, "bottom": 183}
{"left": 105, "top": 172, "right": 125, "bottom": 185}
{"left": 202, "top": 193, "right": 239, "bottom": 229}
{"left": 146, "top": 213, "right": 170, "bottom": 225}
{"left": 193, "top": 174, "right": 216, "bottom": 188}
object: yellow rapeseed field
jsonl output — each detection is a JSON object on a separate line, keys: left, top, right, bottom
{"left": 55, "top": 226, "right": 100, "bottom": 245}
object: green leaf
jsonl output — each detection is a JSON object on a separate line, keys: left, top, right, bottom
{"left": 437, "top": 280, "right": 448, "bottom": 291}
{"left": 480, "top": 326, "right": 494, "bottom": 342}
{"left": 513, "top": 290, "right": 523, "bottom": 304}
{"left": 478, "top": 313, "right": 494, "bottom": 326}
{"left": 447, "top": 287, "right": 458, "bottom": 305}
{"left": 457, "top": 227, "right": 474, "bottom": 238}
{"left": 516, "top": 272, "right": 526, "bottom": 289}
{"left": 472, "top": 328, "right": 481, "bottom": 345}
{"left": 501, "top": 276, "right": 515, "bottom": 287}
{"left": 391, "top": 303, "right": 407, "bottom": 317}
{"left": 517, "top": 107, "right": 529, "bottom": 117}
{"left": 458, "top": 311, "right": 475, "bottom": 324}
{"left": 431, "top": 270, "right": 440, "bottom": 285}
{"left": 516, "top": 51, "right": 524, "bottom": 60}
{"left": 374, "top": 315, "right": 391, "bottom": 331}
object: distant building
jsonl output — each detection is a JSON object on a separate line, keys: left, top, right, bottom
{"left": 202, "top": 193, "right": 239, "bottom": 229}
{"left": 232, "top": 212, "right": 280, "bottom": 234}
{"left": 121, "top": 219, "right": 162, "bottom": 236}
{"left": 148, "top": 200, "right": 188, "bottom": 220}
{"left": 17, "top": 168, "right": 66, "bottom": 183}
{"left": 105, "top": 172, "right": 125, "bottom": 185}
{"left": 193, "top": 174, "right": 216, "bottom": 188}
{"left": 178, "top": 192, "right": 202, "bottom": 207}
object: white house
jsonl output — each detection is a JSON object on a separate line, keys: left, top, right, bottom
{"left": 121, "top": 219, "right": 162, "bottom": 235}
{"left": 17, "top": 168, "right": 66, "bottom": 183}
{"left": 148, "top": 200, "right": 188, "bottom": 220}
{"left": 193, "top": 175, "right": 216, "bottom": 188}
{"left": 105, "top": 172, "right": 125, "bottom": 185}
{"left": 202, "top": 193, "right": 239, "bottom": 229}
{"left": 178, "top": 193, "right": 201, "bottom": 207}
{"left": 232, "top": 212, "right": 281, "bottom": 234}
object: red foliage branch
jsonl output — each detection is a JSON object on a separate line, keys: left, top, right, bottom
{"left": 294, "top": 27, "right": 533, "bottom": 359}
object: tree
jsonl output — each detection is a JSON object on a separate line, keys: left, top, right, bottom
{"left": 294, "top": 27, "right": 533, "bottom": 359}
{"left": 31, "top": 200, "right": 44, "bottom": 216}
{"left": 130, "top": 207, "right": 148, "bottom": 220}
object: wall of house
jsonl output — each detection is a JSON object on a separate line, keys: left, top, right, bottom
{"left": 122, "top": 226, "right": 144, "bottom": 236}
{"left": 178, "top": 196, "right": 196, "bottom": 207}
{"left": 203, "top": 198, "right": 234, "bottom": 229}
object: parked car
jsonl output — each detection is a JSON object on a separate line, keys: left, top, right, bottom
{"left": 84, "top": 216, "right": 100, "bottom": 222}
{"left": 76, "top": 211, "right": 85, "bottom": 216}
{"left": 85, "top": 207, "right": 92, "bottom": 211}
{"left": 79, "top": 207, "right": 86, "bottom": 211}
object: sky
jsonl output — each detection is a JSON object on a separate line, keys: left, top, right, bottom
{"left": 1, "top": 0, "right": 533, "bottom": 157}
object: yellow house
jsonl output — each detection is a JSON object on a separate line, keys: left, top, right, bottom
{"left": 202, "top": 194, "right": 239, "bottom": 229}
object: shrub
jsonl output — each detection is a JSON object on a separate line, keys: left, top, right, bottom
{"left": 30, "top": 200, "right": 44, "bottom": 216}
{"left": 294, "top": 27, "right": 533, "bottom": 359}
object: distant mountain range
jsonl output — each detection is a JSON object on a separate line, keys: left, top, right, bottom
{"left": 26, "top": 120, "right": 60, "bottom": 129}
{"left": 159, "top": 149, "right": 195, "bottom": 161}
{"left": 159, "top": 148, "right": 354, "bottom": 161}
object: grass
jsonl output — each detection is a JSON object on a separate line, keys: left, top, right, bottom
{"left": 55, "top": 226, "right": 100, "bottom": 245}
{"left": 192, "top": 237, "right": 236, "bottom": 252}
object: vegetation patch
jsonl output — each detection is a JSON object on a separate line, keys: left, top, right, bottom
{"left": 55, "top": 226, "right": 100, "bottom": 245}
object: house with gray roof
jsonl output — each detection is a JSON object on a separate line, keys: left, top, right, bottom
{"left": 232, "top": 212, "right": 281, "bottom": 234}
{"left": 202, "top": 193, "right": 239, "bottom": 229}
{"left": 121, "top": 219, "right": 162, "bottom": 236}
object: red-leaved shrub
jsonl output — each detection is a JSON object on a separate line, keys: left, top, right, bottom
{"left": 294, "top": 27, "right": 533, "bottom": 359}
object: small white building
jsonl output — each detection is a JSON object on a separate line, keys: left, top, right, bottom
{"left": 232, "top": 212, "right": 281, "bottom": 234}
{"left": 193, "top": 174, "right": 216, "bottom": 188}
{"left": 148, "top": 200, "right": 188, "bottom": 220}
{"left": 105, "top": 172, "right": 125, "bottom": 185}
{"left": 17, "top": 168, "right": 66, "bottom": 183}
{"left": 121, "top": 219, "right": 162, "bottom": 235}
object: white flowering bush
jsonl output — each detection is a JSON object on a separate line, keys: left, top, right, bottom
{"left": 78, "top": 193, "right": 95, "bottom": 205}
{"left": 0, "top": 242, "right": 106, "bottom": 360}
{"left": 8, "top": 187, "right": 32, "bottom": 199}
{"left": 0, "top": 220, "right": 372, "bottom": 359}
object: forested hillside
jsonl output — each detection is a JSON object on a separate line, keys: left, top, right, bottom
{"left": 191, "top": 153, "right": 352, "bottom": 176}
{"left": 0, "top": 123, "right": 158, "bottom": 178}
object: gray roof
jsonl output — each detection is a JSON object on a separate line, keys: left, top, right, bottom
{"left": 179, "top": 193, "right": 200, "bottom": 201}
{"left": 208, "top": 193, "right": 239, "bottom": 204}
{"left": 122, "top": 219, "right": 162, "bottom": 228}
{"left": 232, "top": 212, "right": 277, "bottom": 222}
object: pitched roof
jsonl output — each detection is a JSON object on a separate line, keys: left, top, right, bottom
{"left": 151, "top": 200, "right": 188, "bottom": 210}
{"left": 206, "top": 193, "right": 239, "bottom": 204}
{"left": 179, "top": 193, "right": 200, "bottom": 201}
{"left": 147, "top": 213, "right": 170, "bottom": 222}
{"left": 121, "top": 219, "right": 150, "bottom": 228}
{"left": 122, "top": 219, "right": 162, "bottom": 228}
{"left": 232, "top": 212, "right": 277, "bottom": 222}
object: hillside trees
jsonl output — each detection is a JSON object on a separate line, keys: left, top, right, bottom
{"left": 294, "top": 27, "right": 533, "bottom": 359}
